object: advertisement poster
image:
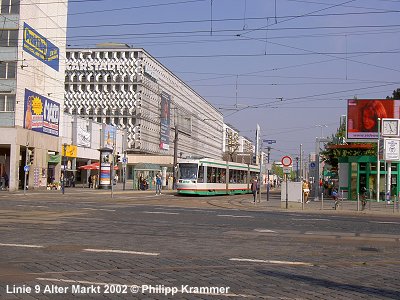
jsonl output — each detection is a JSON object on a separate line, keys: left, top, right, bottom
{"left": 160, "top": 92, "right": 171, "bottom": 150}
{"left": 99, "top": 151, "right": 111, "bottom": 186}
{"left": 23, "top": 23, "right": 60, "bottom": 71}
{"left": 23, "top": 89, "right": 60, "bottom": 137}
{"left": 347, "top": 99, "right": 400, "bottom": 139}
{"left": 103, "top": 124, "right": 116, "bottom": 150}
{"left": 77, "top": 119, "right": 91, "bottom": 147}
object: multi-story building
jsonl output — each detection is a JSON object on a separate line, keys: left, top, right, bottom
{"left": 0, "top": 0, "right": 68, "bottom": 191}
{"left": 65, "top": 45, "right": 223, "bottom": 178}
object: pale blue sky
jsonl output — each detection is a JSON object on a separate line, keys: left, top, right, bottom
{"left": 67, "top": 0, "right": 400, "bottom": 161}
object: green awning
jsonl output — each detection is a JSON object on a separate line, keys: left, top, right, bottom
{"left": 133, "top": 163, "right": 161, "bottom": 171}
{"left": 48, "top": 154, "right": 61, "bottom": 164}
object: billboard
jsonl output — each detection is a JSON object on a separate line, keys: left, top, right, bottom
{"left": 23, "top": 23, "right": 60, "bottom": 71}
{"left": 347, "top": 99, "right": 400, "bottom": 139}
{"left": 77, "top": 118, "right": 91, "bottom": 147}
{"left": 160, "top": 92, "right": 171, "bottom": 150}
{"left": 102, "top": 124, "right": 116, "bottom": 149}
{"left": 24, "top": 89, "right": 60, "bottom": 137}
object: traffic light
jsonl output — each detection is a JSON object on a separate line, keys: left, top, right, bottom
{"left": 115, "top": 152, "right": 121, "bottom": 163}
{"left": 29, "top": 148, "right": 35, "bottom": 165}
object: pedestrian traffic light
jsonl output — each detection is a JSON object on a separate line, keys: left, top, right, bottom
{"left": 29, "top": 148, "right": 35, "bottom": 165}
{"left": 115, "top": 152, "right": 121, "bottom": 163}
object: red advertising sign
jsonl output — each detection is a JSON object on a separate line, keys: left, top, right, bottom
{"left": 347, "top": 99, "right": 400, "bottom": 140}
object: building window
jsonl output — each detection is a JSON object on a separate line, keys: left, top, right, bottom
{"left": 0, "top": 62, "right": 16, "bottom": 78}
{"left": 1, "top": 0, "right": 20, "bottom": 14}
{"left": 0, "top": 30, "right": 18, "bottom": 47}
{"left": 0, "top": 94, "right": 15, "bottom": 111}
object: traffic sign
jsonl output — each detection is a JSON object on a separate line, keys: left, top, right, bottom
{"left": 122, "top": 157, "right": 128, "bottom": 164}
{"left": 283, "top": 166, "right": 292, "bottom": 174}
{"left": 281, "top": 156, "right": 292, "bottom": 167}
{"left": 24, "top": 165, "right": 30, "bottom": 172}
{"left": 263, "top": 139, "right": 276, "bottom": 144}
{"left": 310, "top": 162, "right": 316, "bottom": 169}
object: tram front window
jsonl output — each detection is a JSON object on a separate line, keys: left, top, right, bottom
{"left": 179, "top": 163, "right": 198, "bottom": 180}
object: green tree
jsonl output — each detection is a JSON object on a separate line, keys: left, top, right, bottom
{"left": 386, "top": 88, "right": 400, "bottom": 100}
{"left": 321, "top": 121, "right": 376, "bottom": 175}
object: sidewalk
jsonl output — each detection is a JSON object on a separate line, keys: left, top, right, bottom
{"left": 2, "top": 186, "right": 400, "bottom": 217}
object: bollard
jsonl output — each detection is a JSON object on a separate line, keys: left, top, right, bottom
{"left": 321, "top": 193, "right": 324, "bottom": 210}
{"left": 357, "top": 193, "right": 360, "bottom": 211}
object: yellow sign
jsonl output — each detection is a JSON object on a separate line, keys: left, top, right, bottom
{"left": 62, "top": 145, "right": 77, "bottom": 158}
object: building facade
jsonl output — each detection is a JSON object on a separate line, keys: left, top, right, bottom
{"left": 0, "top": 0, "right": 68, "bottom": 191}
{"left": 65, "top": 45, "right": 224, "bottom": 173}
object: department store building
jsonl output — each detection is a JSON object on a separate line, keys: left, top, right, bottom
{"left": 65, "top": 45, "right": 224, "bottom": 185}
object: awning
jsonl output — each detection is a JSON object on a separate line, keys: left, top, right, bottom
{"left": 78, "top": 162, "right": 118, "bottom": 170}
{"left": 133, "top": 163, "right": 161, "bottom": 171}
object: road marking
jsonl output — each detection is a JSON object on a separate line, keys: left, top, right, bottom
{"left": 254, "top": 229, "right": 276, "bottom": 233}
{"left": 82, "top": 208, "right": 116, "bottom": 212}
{"left": 229, "top": 258, "right": 313, "bottom": 266}
{"left": 83, "top": 248, "right": 159, "bottom": 256}
{"left": 37, "top": 277, "right": 121, "bottom": 286}
{"left": 218, "top": 215, "right": 254, "bottom": 218}
{"left": 17, "top": 205, "right": 49, "bottom": 208}
{"left": 292, "top": 218, "right": 330, "bottom": 221}
{"left": 143, "top": 211, "right": 179, "bottom": 215}
{"left": 370, "top": 221, "right": 400, "bottom": 225}
{"left": 0, "top": 243, "right": 43, "bottom": 248}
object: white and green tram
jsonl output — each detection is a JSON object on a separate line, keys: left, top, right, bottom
{"left": 176, "top": 158, "right": 260, "bottom": 195}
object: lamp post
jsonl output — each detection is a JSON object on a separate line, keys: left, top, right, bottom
{"left": 62, "top": 143, "right": 67, "bottom": 194}
{"left": 315, "top": 124, "right": 328, "bottom": 138}
{"left": 295, "top": 157, "right": 299, "bottom": 182}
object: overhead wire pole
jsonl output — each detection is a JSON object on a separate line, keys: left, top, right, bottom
{"left": 377, "top": 118, "right": 381, "bottom": 202}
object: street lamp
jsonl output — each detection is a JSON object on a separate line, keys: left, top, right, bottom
{"left": 315, "top": 124, "right": 328, "bottom": 138}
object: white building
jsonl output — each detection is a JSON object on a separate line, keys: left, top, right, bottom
{"left": 65, "top": 45, "right": 223, "bottom": 176}
{"left": 0, "top": 0, "right": 68, "bottom": 191}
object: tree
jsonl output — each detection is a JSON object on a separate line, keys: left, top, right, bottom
{"left": 320, "top": 121, "right": 375, "bottom": 174}
{"left": 386, "top": 88, "right": 400, "bottom": 100}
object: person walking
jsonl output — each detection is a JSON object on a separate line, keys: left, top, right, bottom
{"left": 251, "top": 178, "right": 258, "bottom": 204}
{"left": 156, "top": 173, "right": 162, "bottom": 195}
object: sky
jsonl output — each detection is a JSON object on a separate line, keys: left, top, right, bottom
{"left": 66, "top": 0, "right": 400, "bottom": 162}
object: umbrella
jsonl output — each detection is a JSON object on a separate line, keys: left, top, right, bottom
{"left": 78, "top": 162, "right": 119, "bottom": 170}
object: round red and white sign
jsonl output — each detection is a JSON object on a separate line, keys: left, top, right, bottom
{"left": 281, "top": 156, "right": 292, "bottom": 167}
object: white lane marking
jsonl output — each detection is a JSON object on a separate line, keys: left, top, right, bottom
{"left": 37, "top": 277, "right": 121, "bottom": 286}
{"left": 370, "top": 221, "right": 400, "bottom": 224}
{"left": 218, "top": 215, "right": 254, "bottom": 218}
{"left": 154, "top": 207, "right": 217, "bottom": 213}
{"left": 229, "top": 258, "right": 313, "bottom": 266}
{"left": 143, "top": 211, "right": 179, "bottom": 215}
{"left": 83, "top": 248, "right": 159, "bottom": 256}
{"left": 0, "top": 243, "right": 43, "bottom": 248}
{"left": 292, "top": 218, "right": 330, "bottom": 221}
{"left": 254, "top": 229, "right": 276, "bottom": 233}
{"left": 82, "top": 208, "right": 116, "bottom": 212}
{"left": 17, "top": 205, "right": 49, "bottom": 208}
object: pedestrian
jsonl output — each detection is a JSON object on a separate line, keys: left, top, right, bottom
{"left": 3, "top": 172, "right": 9, "bottom": 189}
{"left": 88, "top": 175, "right": 92, "bottom": 188}
{"left": 156, "top": 173, "right": 162, "bottom": 195}
{"left": 302, "top": 180, "right": 310, "bottom": 204}
{"left": 251, "top": 178, "right": 258, "bottom": 204}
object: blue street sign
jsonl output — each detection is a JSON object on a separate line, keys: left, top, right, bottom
{"left": 263, "top": 139, "right": 276, "bottom": 144}
{"left": 24, "top": 165, "right": 30, "bottom": 172}
{"left": 122, "top": 157, "right": 127, "bottom": 164}
{"left": 310, "top": 162, "right": 316, "bottom": 169}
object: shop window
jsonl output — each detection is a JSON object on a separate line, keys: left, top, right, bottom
{"left": 360, "top": 162, "right": 367, "bottom": 171}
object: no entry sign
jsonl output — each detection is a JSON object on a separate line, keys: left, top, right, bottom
{"left": 281, "top": 156, "right": 292, "bottom": 167}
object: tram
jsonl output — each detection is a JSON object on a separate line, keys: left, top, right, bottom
{"left": 176, "top": 158, "right": 260, "bottom": 195}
